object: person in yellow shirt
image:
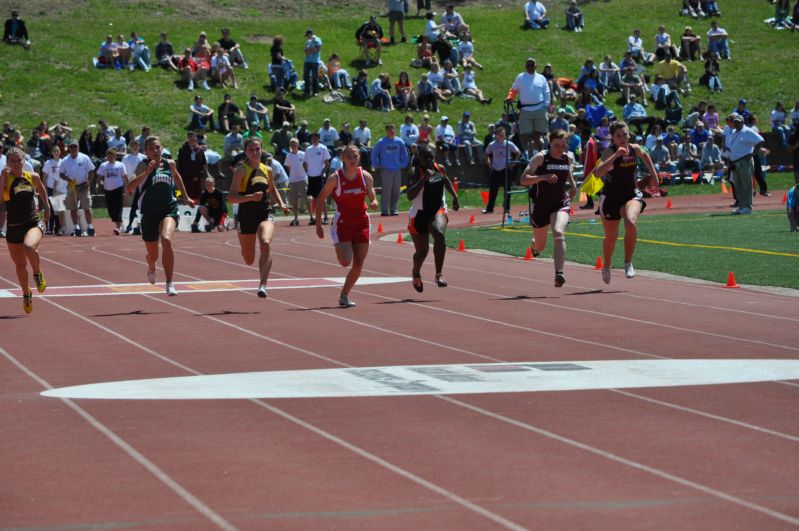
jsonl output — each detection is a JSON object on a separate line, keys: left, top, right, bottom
{"left": 653, "top": 53, "right": 691, "bottom": 95}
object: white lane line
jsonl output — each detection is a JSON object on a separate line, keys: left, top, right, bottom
{"left": 28, "top": 247, "right": 799, "bottom": 525}
{"left": 0, "top": 345, "right": 237, "bottom": 531}
{"left": 1, "top": 280, "right": 526, "bottom": 530}
{"left": 438, "top": 395, "right": 799, "bottom": 527}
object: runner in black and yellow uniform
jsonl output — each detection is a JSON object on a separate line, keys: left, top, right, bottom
{"left": 228, "top": 137, "right": 289, "bottom": 298}
{"left": 127, "top": 136, "right": 194, "bottom": 296}
{"left": 0, "top": 148, "right": 50, "bottom": 313}
{"left": 406, "top": 145, "right": 460, "bottom": 292}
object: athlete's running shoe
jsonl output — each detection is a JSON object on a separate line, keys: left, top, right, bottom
{"left": 554, "top": 272, "right": 566, "bottom": 288}
{"left": 602, "top": 267, "right": 611, "bottom": 285}
{"left": 33, "top": 271, "right": 46, "bottom": 293}
{"left": 624, "top": 262, "right": 636, "bottom": 278}
{"left": 166, "top": 282, "right": 178, "bottom": 296}
{"left": 86, "top": 227, "right": 95, "bottom": 237}
{"left": 23, "top": 290, "right": 32, "bottom": 314}
{"left": 257, "top": 284, "right": 268, "bottom": 298}
{"left": 147, "top": 268, "right": 157, "bottom": 285}
{"left": 338, "top": 294, "right": 356, "bottom": 308}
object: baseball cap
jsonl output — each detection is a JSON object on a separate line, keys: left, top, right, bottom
{"left": 301, "top": 119, "right": 308, "bottom": 125}
{"left": 739, "top": 99, "right": 747, "bottom": 105}
{"left": 462, "top": 111, "right": 470, "bottom": 117}
{"left": 282, "top": 121, "right": 290, "bottom": 127}
{"left": 441, "top": 116, "right": 449, "bottom": 121}
{"left": 731, "top": 114, "right": 744, "bottom": 123}
{"left": 68, "top": 139, "right": 79, "bottom": 147}
{"left": 305, "top": 28, "right": 313, "bottom": 35}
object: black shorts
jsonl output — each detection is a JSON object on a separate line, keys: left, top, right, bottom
{"left": 141, "top": 206, "right": 179, "bottom": 242}
{"left": 599, "top": 190, "right": 646, "bottom": 221}
{"left": 307, "top": 176, "right": 325, "bottom": 199}
{"left": 6, "top": 221, "right": 44, "bottom": 244}
{"left": 531, "top": 199, "right": 570, "bottom": 229}
{"left": 238, "top": 207, "right": 274, "bottom": 235}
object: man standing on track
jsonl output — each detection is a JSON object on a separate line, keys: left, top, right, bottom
{"left": 59, "top": 139, "right": 96, "bottom": 237}
{"left": 726, "top": 113, "right": 763, "bottom": 215}
{"left": 506, "top": 57, "right": 551, "bottom": 157}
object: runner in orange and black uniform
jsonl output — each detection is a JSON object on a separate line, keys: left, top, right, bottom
{"left": 406, "top": 144, "right": 459, "bottom": 292}
{"left": 592, "top": 122, "right": 658, "bottom": 285}
{"left": 228, "top": 137, "right": 290, "bottom": 298}
{"left": 519, "top": 129, "right": 576, "bottom": 287}
{"left": 0, "top": 148, "right": 50, "bottom": 313}
{"left": 315, "top": 144, "right": 378, "bottom": 308}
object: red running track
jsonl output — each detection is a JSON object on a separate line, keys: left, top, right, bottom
{"left": 2, "top": 205, "right": 798, "bottom": 530}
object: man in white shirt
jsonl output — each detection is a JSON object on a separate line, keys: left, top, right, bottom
{"left": 353, "top": 119, "right": 372, "bottom": 168}
{"left": 284, "top": 138, "right": 309, "bottom": 226}
{"left": 400, "top": 115, "right": 419, "bottom": 147}
{"left": 434, "top": 116, "right": 457, "bottom": 166}
{"left": 506, "top": 57, "right": 551, "bottom": 156}
{"left": 727, "top": 114, "right": 763, "bottom": 214}
{"left": 318, "top": 118, "right": 339, "bottom": 151}
{"left": 59, "top": 140, "right": 97, "bottom": 236}
{"left": 707, "top": 21, "right": 730, "bottom": 60}
{"left": 107, "top": 127, "right": 127, "bottom": 153}
{"left": 42, "top": 145, "right": 68, "bottom": 234}
{"left": 223, "top": 124, "right": 244, "bottom": 161}
{"left": 523, "top": 1, "right": 549, "bottom": 29}
{"left": 304, "top": 132, "right": 332, "bottom": 224}
{"left": 441, "top": 5, "right": 468, "bottom": 36}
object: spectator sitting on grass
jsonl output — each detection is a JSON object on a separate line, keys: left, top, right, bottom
{"left": 371, "top": 73, "right": 394, "bottom": 112}
{"left": 457, "top": 111, "right": 478, "bottom": 165}
{"left": 707, "top": 20, "right": 730, "bottom": 59}
{"left": 679, "top": 25, "right": 702, "bottom": 61}
{"left": 599, "top": 56, "right": 622, "bottom": 92}
{"left": 98, "top": 35, "right": 119, "bottom": 68}
{"left": 441, "top": 59, "right": 462, "bottom": 96}
{"left": 699, "top": 52, "right": 722, "bottom": 94}
{"left": 414, "top": 35, "right": 434, "bottom": 69}
{"left": 524, "top": 0, "right": 549, "bottom": 30}
{"left": 107, "top": 128, "right": 127, "bottom": 153}
{"left": 269, "top": 53, "right": 298, "bottom": 92}
{"left": 645, "top": 124, "right": 664, "bottom": 151}
{"left": 271, "top": 121, "right": 293, "bottom": 162}
{"left": 295, "top": 120, "right": 312, "bottom": 148}
{"left": 650, "top": 136, "right": 677, "bottom": 175}
{"left": 189, "top": 95, "right": 214, "bottom": 131}
{"left": 701, "top": 135, "right": 722, "bottom": 172}
{"left": 424, "top": 12, "right": 447, "bottom": 42}
{"left": 211, "top": 44, "right": 238, "bottom": 89}
{"left": 272, "top": 89, "right": 296, "bottom": 126}
{"left": 623, "top": 95, "right": 656, "bottom": 137}
{"left": 401, "top": 115, "right": 420, "bottom": 146}
{"left": 318, "top": 119, "right": 339, "bottom": 150}
{"left": 654, "top": 25, "right": 679, "bottom": 60}
{"left": 114, "top": 34, "right": 132, "bottom": 68}
{"left": 395, "top": 71, "right": 418, "bottom": 110}
{"left": 565, "top": 1, "right": 584, "bottom": 32}
{"left": 621, "top": 67, "right": 646, "bottom": 105}
{"left": 435, "top": 116, "right": 458, "bottom": 165}
{"left": 192, "top": 177, "right": 228, "bottom": 232}
{"left": 327, "top": 53, "right": 352, "bottom": 89}
{"left": 682, "top": 0, "right": 706, "bottom": 19}
{"left": 351, "top": 69, "right": 371, "bottom": 106}
{"left": 178, "top": 48, "right": 210, "bottom": 91}
{"left": 3, "top": 9, "right": 29, "bottom": 47}
{"left": 353, "top": 119, "right": 372, "bottom": 166}
{"left": 432, "top": 32, "right": 457, "bottom": 66}
{"left": 457, "top": 33, "right": 483, "bottom": 70}
{"left": 416, "top": 73, "right": 438, "bottom": 112}
{"left": 771, "top": 101, "right": 790, "bottom": 147}
{"left": 462, "top": 65, "right": 491, "bottom": 104}
{"left": 223, "top": 124, "right": 244, "bottom": 161}
{"left": 677, "top": 132, "right": 700, "bottom": 176}
{"left": 654, "top": 53, "right": 691, "bottom": 95}
{"left": 627, "top": 29, "right": 654, "bottom": 64}
{"left": 246, "top": 94, "right": 270, "bottom": 131}
{"left": 217, "top": 93, "right": 245, "bottom": 134}
{"left": 242, "top": 121, "right": 263, "bottom": 141}
{"left": 155, "top": 32, "right": 178, "bottom": 71}
{"left": 192, "top": 31, "right": 211, "bottom": 57}
{"left": 702, "top": 103, "right": 721, "bottom": 132}
{"left": 217, "top": 28, "right": 248, "bottom": 69}
{"left": 127, "top": 32, "right": 151, "bottom": 71}
{"left": 690, "top": 121, "right": 710, "bottom": 148}
{"left": 441, "top": 4, "right": 469, "bottom": 36}
{"left": 428, "top": 62, "right": 453, "bottom": 105}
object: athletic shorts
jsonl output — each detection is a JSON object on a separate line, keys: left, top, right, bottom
{"left": 238, "top": 208, "right": 274, "bottom": 235}
{"left": 64, "top": 183, "right": 92, "bottom": 211}
{"left": 531, "top": 200, "right": 570, "bottom": 229}
{"left": 288, "top": 181, "right": 308, "bottom": 208}
{"left": 408, "top": 208, "right": 447, "bottom": 236}
{"left": 332, "top": 215, "right": 370, "bottom": 245}
{"left": 519, "top": 108, "right": 548, "bottom": 136}
{"left": 388, "top": 10, "right": 404, "bottom": 22}
{"left": 140, "top": 205, "right": 178, "bottom": 242}
{"left": 6, "top": 221, "right": 44, "bottom": 244}
{"left": 599, "top": 190, "right": 646, "bottom": 221}
{"left": 307, "top": 176, "right": 325, "bottom": 198}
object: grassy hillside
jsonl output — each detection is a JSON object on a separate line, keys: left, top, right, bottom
{"left": 1, "top": 0, "right": 796, "bottom": 155}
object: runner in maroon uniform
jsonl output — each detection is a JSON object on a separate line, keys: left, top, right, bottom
{"left": 592, "top": 122, "right": 658, "bottom": 284}
{"left": 0, "top": 148, "right": 50, "bottom": 313}
{"left": 315, "top": 145, "right": 378, "bottom": 308}
{"left": 519, "top": 129, "right": 576, "bottom": 287}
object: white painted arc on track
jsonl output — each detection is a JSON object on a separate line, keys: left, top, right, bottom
{"left": 42, "top": 359, "right": 799, "bottom": 400}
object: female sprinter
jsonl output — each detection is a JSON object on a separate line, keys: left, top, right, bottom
{"left": 315, "top": 144, "right": 378, "bottom": 308}
{"left": 228, "top": 137, "right": 289, "bottom": 298}
{"left": 128, "top": 136, "right": 194, "bottom": 296}
{"left": 406, "top": 144, "right": 460, "bottom": 292}
{"left": 0, "top": 148, "right": 50, "bottom": 313}
{"left": 519, "top": 129, "right": 577, "bottom": 287}
{"left": 592, "top": 121, "right": 658, "bottom": 284}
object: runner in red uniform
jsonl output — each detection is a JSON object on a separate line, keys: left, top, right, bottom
{"left": 519, "top": 129, "right": 577, "bottom": 287}
{"left": 592, "top": 122, "right": 658, "bottom": 284}
{"left": 315, "top": 145, "right": 378, "bottom": 308}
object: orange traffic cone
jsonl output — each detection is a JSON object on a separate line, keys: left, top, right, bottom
{"left": 783, "top": 194, "right": 788, "bottom": 204}
{"left": 396, "top": 233, "right": 404, "bottom": 244}
{"left": 468, "top": 214, "right": 475, "bottom": 224}
{"left": 523, "top": 247, "right": 534, "bottom": 261}
{"left": 721, "top": 181, "right": 729, "bottom": 194}
{"left": 457, "top": 239, "right": 466, "bottom": 252}
{"left": 377, "top": 223, "right": 384, "bottom": 234}
{"left": 480, "top": 191, "right": 489, "bottom": 206}
{"left": 593, "top": 256, "right": 603, "bottom": 270}
{"left": 666, "top": 199, "right": 673, "bottom": 209}
{"left": 725, "top": 271, "right": 740, "bottom": 289}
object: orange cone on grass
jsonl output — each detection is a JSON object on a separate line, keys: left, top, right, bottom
{"left": 457, "top": 239, "right": 466, "bottom": 252}
{"left": 725, "top": 271, "right": 740, "bottom": 289}
{"left": 721, "top": 181, "right": 728, "bottom": 194}
{"left": 396, "top": 233, "right": 404, "bottom": 244}
{"left": 523, "top": 247, "right": 534, "bottom": 261}
{"left": 666, "top": 199, "right": 673, "bottom": 209}
{"left": 593, "top": 256, "right": 603, "bottom": 270}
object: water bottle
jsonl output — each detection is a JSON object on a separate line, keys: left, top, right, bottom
{"left": 507, "top": 214, "right": 513, "bottom": 225}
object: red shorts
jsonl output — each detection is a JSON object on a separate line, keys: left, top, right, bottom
{"left": 332, "top": 215, "right": 370, "bottom": 245}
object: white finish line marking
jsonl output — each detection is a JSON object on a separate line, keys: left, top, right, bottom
{"left": 42, "top": 360, "right": 799, "bottom": 400}
{"left": 0, "top": 277, "right": 407, "bottom": 298}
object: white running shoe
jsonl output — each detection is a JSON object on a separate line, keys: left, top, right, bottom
{"left": 257, "top": 284, "right": 268, "bottom": 298}
{"left": 166, "top": 282, "right": 178, "bottom": 296}
{"left": 624, "top": 262, "right": 636, "bottom": 278}
{"left": 338, "top": 294, "right": 356, "bottom": 308}
{"left": 147, "top": 269, "right": 156, "bottom": 284}
{"left": 602, "top": 267, "right": 611, "bottom": 285}
{"left": 554, "top": 272, "right": 566, "bottom": 288}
